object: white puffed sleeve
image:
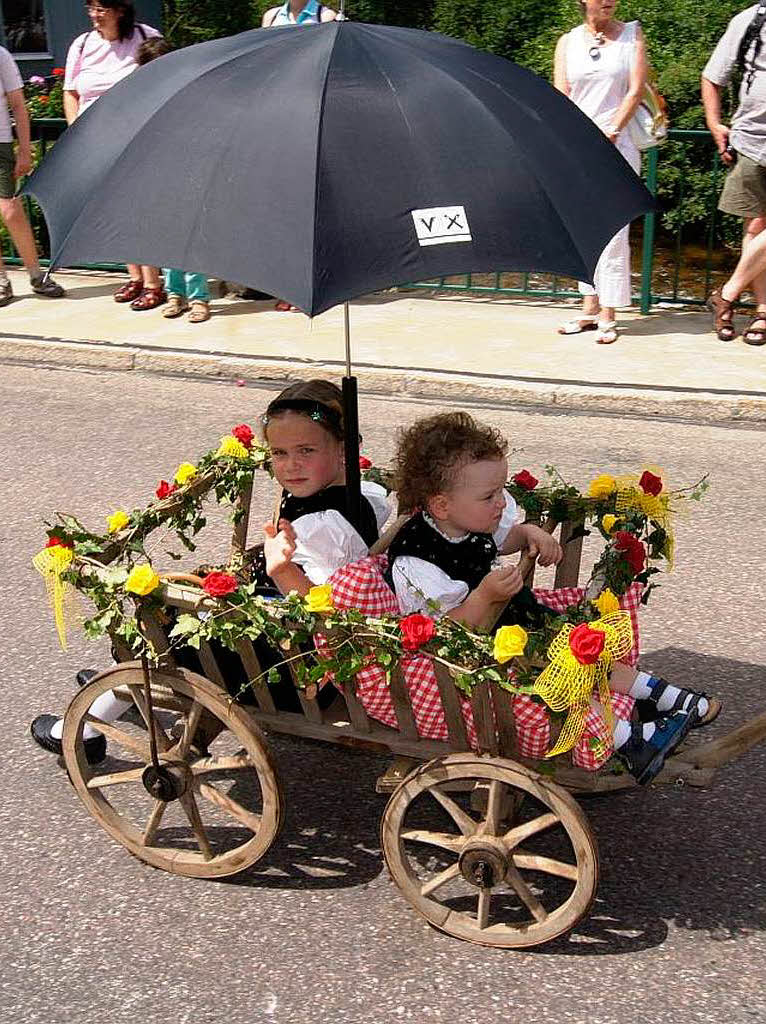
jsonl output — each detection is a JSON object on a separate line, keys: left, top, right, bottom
{"left": 493, "top": 490, "right": 521, "bottom": 548}
{"left": 361, "top": 479, "right": 392, "bottom": 532}
{"left": 391, "top": 556, "right": 469, "bottom": 617}
{"left": 291, "top": 510, "right": 368, "bottom": 585}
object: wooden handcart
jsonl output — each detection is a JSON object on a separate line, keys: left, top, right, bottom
{"left": 58, "top": 476, "right": 766, "bottom": 949}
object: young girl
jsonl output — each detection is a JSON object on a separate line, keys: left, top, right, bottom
{"left": 345, "top": 411, "right": 718, "bottom": 785}
{"left": 30, "top": 379, "right": 389, "bottom": 761}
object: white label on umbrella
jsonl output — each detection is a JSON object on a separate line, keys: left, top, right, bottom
{"left": 411, "top": 206, "right": 471, "bottom": 246}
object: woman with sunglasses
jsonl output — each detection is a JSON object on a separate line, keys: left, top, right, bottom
{"left": 553, "top": 0, "right": 648, "bottom": 345}
{"left": 63, "top": 2, "right": 164, "bottom": 309}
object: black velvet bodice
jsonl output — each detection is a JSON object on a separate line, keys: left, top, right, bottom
{"left": 279, "top": 485, "right": 379, "bottom": 549}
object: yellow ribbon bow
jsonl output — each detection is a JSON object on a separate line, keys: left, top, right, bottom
{"left": 32, "top": 544, "right": 76, "bottom": 650}
{"left": 531, "top": 611, "right": 634, "bottom": 758}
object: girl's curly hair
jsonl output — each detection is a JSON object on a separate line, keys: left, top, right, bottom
{"left": 394, "top": 412, "right": 508, "bottom": 512}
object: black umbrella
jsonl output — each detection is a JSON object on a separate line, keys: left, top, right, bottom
{"left": 26, "top": 22, "right": 653, "bottom": 527}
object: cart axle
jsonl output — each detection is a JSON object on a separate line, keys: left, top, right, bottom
{"left": 142, "top": 764, "right": 189, "bottom": 802}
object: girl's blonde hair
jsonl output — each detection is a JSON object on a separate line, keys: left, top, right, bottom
{"left": 261, "top": 379, "right": 345, "bottom": 442}
{"left": 394, "top": 411, "right": 507, "bottom": 511}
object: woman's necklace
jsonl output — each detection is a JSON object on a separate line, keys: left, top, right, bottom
{"left": 585, "top": 22, "right": 610, "bottom": 61}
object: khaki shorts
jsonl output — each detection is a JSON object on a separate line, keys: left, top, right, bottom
{"left": 719, "top": 152, "right": 766, "bottom": 218}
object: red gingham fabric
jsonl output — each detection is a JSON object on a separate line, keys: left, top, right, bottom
{"left": 326, "top": 558, "right": 643, "bottom": 771}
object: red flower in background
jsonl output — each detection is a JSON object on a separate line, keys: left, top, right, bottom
{"left": 46, "top": 536, "right": 73, "bottom": 549}
{"left": 568, "top": 623, "right": 606, "bottom": 665}
{"left": 613, "top": 531, "right": 646, "bottom": 574}
{"left": 202, "top": 572, "right": 238, "bottom": 597}
{"left": 639, "top": 470, "right": 663, "bottom": 497}
{"left": 231, "top": 423, "right": 254, "bottom": 448}
{"left": 155, "top": 480, "right": 178, "bottom": 500}
{"left": 399, "top": 613, "right": 436, "bottom": 651}
{"left": 512, "top": 469, "right": 539, "bottom": 491}
{"left": 359, "top": 455, "right": 373, "bottom": 470}
{"left": 52, "top": 68, "right": 65, "bottom": 76}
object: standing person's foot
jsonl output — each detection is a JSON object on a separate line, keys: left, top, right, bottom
{"left": 163, "top": 294, "right": 187, "bottom": 318}
{"left": 130, "top": 286, "right": 167, "bottom": 311}
{"left": 0, "top": 279, "right": 13, "bottom": 306}
{"left": 274, "top": 299, "right": 298, "bottom": 311}
{"left": 557, "top": 317, "right": 598, "bottom": 335}
{"left": 743, "top": 313, "right": 766, "bottom": 346}
{"left": 706, "top": 287, "right": 738, "bottom": 341}
{"left": 30, "top": 273, "right": 65, "bottom": 298}
{"left": 114, "top": 278, "right": 144, "bottom": 303}
{"left": 595, "top": 320, "right": 619, "bottom": 344}
{"left": 188, "top": 300, "right": 210, "bottom": 323}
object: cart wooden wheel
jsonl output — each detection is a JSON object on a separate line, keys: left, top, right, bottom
{"left": 62, "top": 662, "right": 283, "bottom": 879}
{"left": 381, "top": 753, "right": 598, "bottom": 948}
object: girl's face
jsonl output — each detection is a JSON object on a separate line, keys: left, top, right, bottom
{"left": 86, "top": 3, "right": 122, "bottom": 36}
{"left": 266, "top": 412, "right": 345, "bottom": 497}
{"left": 429, "top": 457, "right": 509, "bottom": 537}
{"left": 582, "top": 0, "right": 617, "bottom": 20}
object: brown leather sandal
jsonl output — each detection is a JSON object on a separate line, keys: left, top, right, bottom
{"left": 706, "top": 288, "right": 737, "bottom": 342}
{"left": 130, "top": 286, "right": 167, "bottom": 311}
{"left": 743, "top": 313, "right": 766, "bottom": 346}
{"left": 113, "top": 279, "right": 143, "bottom": 303}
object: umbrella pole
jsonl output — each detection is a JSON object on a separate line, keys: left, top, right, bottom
{"left": 342, "top": 302, "right": 362, "bottom": 532}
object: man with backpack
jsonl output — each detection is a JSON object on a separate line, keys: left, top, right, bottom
{"left": 703, "top": 4, "right": 766, "bottom": 344}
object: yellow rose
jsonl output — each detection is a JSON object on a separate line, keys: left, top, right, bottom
{"left": 602, "top": 514, "right": 618, "bottom": 534}
{"left": 106, "top": 510, "right": 130, "bottom": 534}
{"left": 588, "top": 474, "right": 617, "bottom": 499}
{"left": 174, "top": 462, "right": 198, "bottom": 486}
{"left": 216, "top": 435, "right": 249, "bottom": 459}
{"left": 592, "top": 588, "right": 620, "bottom": 616}
{"left": 305, "top": 584, "right": 334, "bottom": 614}
{"left": 493, "top": 624, "right": 528, "bottom": 664}
{"left": 125, "top": 564, "right": 161, "bottom": 596}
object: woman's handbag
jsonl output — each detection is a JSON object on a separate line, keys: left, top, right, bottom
{"left": 628, "top": 81, "right": 669, "bottom": 151}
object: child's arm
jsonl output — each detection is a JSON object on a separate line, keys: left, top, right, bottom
{"left": 447, "top": 565, "right": 525, "bottom": 630}
{"left": 263, "top": 518, "right": 311, "bottom": 596}
{"left": 499, "top": 524, "right": 563, "bottom": 567}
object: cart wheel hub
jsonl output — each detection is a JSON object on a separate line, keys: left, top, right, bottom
{"left": 459, "top": 837, "right": 508, "bottom": 889}
{"left": 142, "top": 764, "right": 189, "bottom": 802}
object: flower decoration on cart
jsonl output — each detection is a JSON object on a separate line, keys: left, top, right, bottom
{"left": 32, "top": 435, "right": 708, "bottom": 764}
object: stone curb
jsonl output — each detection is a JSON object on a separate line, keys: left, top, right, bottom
{"left": 2, "top": 335, "right": 766, "bottom": 426}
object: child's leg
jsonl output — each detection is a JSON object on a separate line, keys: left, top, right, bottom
{"left": 164, "top": 268, "right": 185, "bottom": 297}
{"left": 185, "top": 272, "right": 210, "bottom": 303}
{"left": 610, "top": 662, "right": 718, "bottom": 726}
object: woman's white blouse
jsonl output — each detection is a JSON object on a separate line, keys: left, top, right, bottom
{"left": 392, "top": 491, "right": 519, "bottom": 616}
{"left": 291, "top": 480, "right": 390, "bottom": 585}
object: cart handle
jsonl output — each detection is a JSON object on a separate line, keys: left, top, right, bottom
{"left": 158, "top": 573, "right": 206, "bottom": 587}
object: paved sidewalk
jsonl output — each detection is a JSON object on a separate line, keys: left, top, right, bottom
{"left": 1, "top": 268, "right": 764, "bottom": 423}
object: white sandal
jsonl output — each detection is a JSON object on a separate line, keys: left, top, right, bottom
{"left": 595, "top": 320, "right": 619, "bottom": 345}
{"left": 558, "top": 317, "right": 599, "bottom": 335}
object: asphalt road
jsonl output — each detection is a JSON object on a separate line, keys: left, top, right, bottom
{"left": 3, "top": 364, "right": 765, "bottom": 1024}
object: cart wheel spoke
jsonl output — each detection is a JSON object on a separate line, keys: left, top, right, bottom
{"left": 84, "top": 715, "right": 150, "bottom": 759}
{"left": 177, "top": 700, "right": 204, "bottom": 758}
{"left": 420, "top": 862, "right": 460, "bottom": 897}
{"left": 190, "top": 753, "right": 253, "bottom": 775}
{"left": 505, "top": 861, "right": 548, "bottom": 922}
{"left": 86, "top": 766, "right": 145, "bottom": 789}
{"left": 503, "top": 811, "right": 559, "bottom": 848}
{"left": 482, "top": 779, "right": 504, "bottom": 836}
{"left": 513, "top": 850, "right": 579, "bottom": 881}
{"left": 429, "top": 786, "right": 478, "bottom": 836}
{"left": 179, "top": 791, "right": 214, "bottom": 860}
{"left": 197, "top": 781, "right": 262, "bottom": 833}
{"left": 142, "top": 799, "right": 167, "bottom": 846}
{"left": 400, "top": 829, "right": 466, "bottom": 853}
{"left": 476, "top": 888, "right": 492, "bottom": 930}
{"left": 126, "top": 684, "right": 172, "bottom": 751}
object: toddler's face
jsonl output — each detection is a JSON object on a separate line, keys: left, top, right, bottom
{"left": 266, "top": 412, "right": 344, "bottom": 497}
{"left": 433, "top": 457, "right": 508, "bottom": 536}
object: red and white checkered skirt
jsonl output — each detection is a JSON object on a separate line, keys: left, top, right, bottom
{"left": 326, "top": 555, "right": 643, "bottom": 772}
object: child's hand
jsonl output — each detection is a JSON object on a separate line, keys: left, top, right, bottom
{"left": 478, "top": 565, "right": 525, "bottom": 603}
{"left": 523, "top": 525, "right": 563, "bottom": 567}
{"left": 263, "top": 518, "right": 297, "bottom": 578}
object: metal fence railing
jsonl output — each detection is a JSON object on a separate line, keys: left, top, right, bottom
{"left": 11, "top": 123, "right": 730, "bottom": 311}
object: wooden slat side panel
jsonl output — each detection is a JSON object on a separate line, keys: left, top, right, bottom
{"left": 234, "top": 638, "right": 277, "bottom": 714}
{"left": 142, "top": 610, "right": 176, "bottom": 666}
{"left": 388, "top": 665, "right": 419, "bottom": 739}
{"left": 470, "top": 682, "right": 498, "bottom": 755}
{"left": 433, "top": 663, "right": 469, "bottom": 749}
{"left": 554, "top": 520, "right": 585, "bottom": 589}
{"left": 197, "top": 640, "right": 227, "bottom": 687}
{"left": 340, "top": 682, "right": 372, "bottom": 733}
{"left": 230, "top": 479, "right": 254, "bottom": 560}
{"left": 490, "top": 682, "right": 518, "bottom": 759}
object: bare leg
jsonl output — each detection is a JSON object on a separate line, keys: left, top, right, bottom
{"left": 721, "top": 216, "right": 766, "bottom": 302}
{"left": 0, "top": 197, "right": 40, "bottom": 274}
{"left": 738, "top": 218, "right": 766, "bottom": 342}
{"left": 125, "top": 262, "right": 143, "bottom": 283}
{"left": 141, "top": 265, "right": 161, "bottom": 289}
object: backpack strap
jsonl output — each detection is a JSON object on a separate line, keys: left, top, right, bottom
{"left": 138, "top": 24, "right": 147, "bottom": 41}
{"left": 737, "top": 3, "right": 766, "bottom": 94}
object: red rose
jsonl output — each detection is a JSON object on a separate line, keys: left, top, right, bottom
{"left": 569, "top": 623, "right": 606, "bottom": 665}
{"left": 52, "top": 68, "right": 65, "bottom": 76}
{"left": 399, "top": 613, "right": 436, "bottom": 651}
{"left": 38, "top": 95, "right": 49, "bottom": 104}
{"left": 359, "top": 455, "right": 373, "bottom": 470}
{"left": 512, "top": 469, "right": 539, "bottom": 491}
{"left": 639, "top": 470, "right": 663, "bottom": 497}
{"left": 231, "top": 423, "right": 254, "bottom": 448}
{"left": 46, "top": 536, "right": 73, "bottom": 549}
{"left": 202, "top": 572, "right": 239, "bottom": 597}
{"left": 613, "top": 531, "right": 646, "bottom": 574}
{"left": 155, "top": 480, "right": 178, "bottom": 500}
